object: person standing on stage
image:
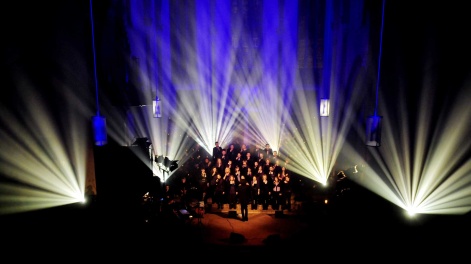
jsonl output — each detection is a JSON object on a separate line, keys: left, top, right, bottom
{"left": 259, "top": 174, "right": 272, "bottom": 210}
{"left": 237, "top": 179, "right": 251, "bottom": 221}
{"left": 213, "top": 174, "right": 225, "bottom": 209}
{"left": 212, "top": 141, "right": 222, "bottom": 163}
{"left": 226, "top": 175, "right": 238, "bottom": 210}
{"left": 250, "top": 174, "right": 260, "bottom": 210}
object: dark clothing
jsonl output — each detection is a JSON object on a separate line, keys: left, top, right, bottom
{"left": 273, "top": 164, "right": 282, "bottom": 176}
{"left": 282, "top": 178, "right": 292, "bottom": 210}
{"left": 201, "top": 160, "right": 212, "bottom": 173}
{"left": 250, "top": 178, "right": 260, "bottom": 210}
{"left": 213, "top": 178, "right": 225, "bottom": 209}
{"left": 234, "top": 171, "right": 242, "bottom": 182}
{"left": 272, "top": 180, "right": 283, "bottom": 210}
{"left": 212, "top": 146, "right": 222, "bottom": 162}
{"left": 176, "top": 178, "right": 191, "bottom": 205}
{"left": 226, "top": 179, "right": 238, "bottom": 209}
{"left": 227, "top": 148, "right": 237, "bottom": 161}
{"left": 263, "top": 147, "right": 273, "bottom": 158}
{"left": 240, "top": 164, "right": 248, "bottom": 177}
{"left": 215, "top": 164, "right": 225, "bottom": 176}
{"left": 233, "top": 156, "right": 243, "bottom": 168}
{"left": 198, "top": 173, "right": 210, "bottom": 202}
{"left": 259, "top": 178, "right": 272, "bottom": 210}
{"left": 237, "top": 180, "right": 251, "bottom": 221}
{"left": 221, "top": 154, "right": 230, "bottom": 167}
{"left": 161, "top": 185, "right": 176, "bottom": 215}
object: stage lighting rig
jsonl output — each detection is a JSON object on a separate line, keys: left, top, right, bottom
{"left": 366, "top": 0, "right": 386, "bottom": 147}
{"left": 132, "top": 137, "right": 152, "bottom": 149}
{"left": 156, "top": 156, "right": 179, "bottom": 172}
{"left": 164, "top": 156, "right": 170, "bottom": 168}
{"left": 153, "top": 96, "right": 161, "bottom": 118}
{"left": 320, "top": 99, "right": 330, "bottom": 116}
{"left": 155, "top": 155, "right": 164, "bottom": 164}
{"left": 169, "top": 160, "right": 179, "bottom": 172}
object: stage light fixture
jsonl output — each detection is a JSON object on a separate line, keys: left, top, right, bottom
{"left": 164, "top": 156, "right": 171, "bottom": 168}
{"left": 92, "top": 115, "right": 107, "bottom": 146}
{"left": 169, "top": 160, "right": 179, "bottom": 172}
{"left": 90, "top": 0, "right": 107, "bottom": 146}
{"left": 366, "top": 0, "right": 385, "bottom": 147}
{"left": 320, "top": 99, "right": 330, "bottom": 116}
{"left": 366, "top": 115, "right": 382, "bottom": 147}
{"left": 132, "top": 137, "right": 151, "bottom": 148}
{"left": 153, "top": 96, "right": 161, "bottom": 118}
{"left": 155, "top": 155, "right": 164, "bottom": 164}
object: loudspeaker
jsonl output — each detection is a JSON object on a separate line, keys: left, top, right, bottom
{"left": 229, "top": 232, "right": 245, "bottom": 244}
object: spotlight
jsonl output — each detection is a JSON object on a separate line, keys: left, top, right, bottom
{"left": 366, "top": 115, "right": 382, "bottom": 147}
{"left": 92, "top": 115, "right": 107, "bottom": 146}
{"left": 164, "top": 157, "right": 170, "bottom": 168}
{"left": 153, "top": 96, "right": 161, "bottom": 118}
{"left": 155, "top": 155, "right": 164, "bottom": 164}
{"left": 406, "top": 209, "right": 417, "bottom": 217}
{"left": 132, "top": 137, "right": 151, "bottom": 148}
{"left": 320, "top": 99, "right": 330, "bottom": 116}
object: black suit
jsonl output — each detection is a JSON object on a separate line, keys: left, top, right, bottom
{"left": 264, "top": 148, "right": 273, "bottom": 158}
{"left": 237, "top": 180, "right": 251, "bottom": 221}
{"left": 212, "top": 146, "right": 222, "bottom": 162}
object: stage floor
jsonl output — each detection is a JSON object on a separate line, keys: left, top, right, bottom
{"left": 1, "top": 190, "right": 470, "bottom": 262}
